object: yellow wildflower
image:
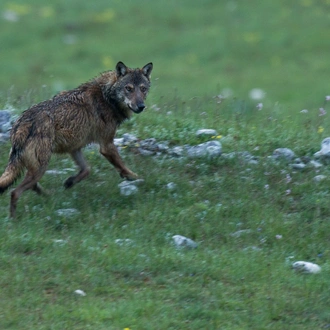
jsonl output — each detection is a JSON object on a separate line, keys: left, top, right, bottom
{"left": 318, "top": 126, "right": 324, "bottom": 134}
{"left": 93, "top": 9, "right": 115, "bottom": 23}
{"left": 243, "top": 32, "right": 261, "bottom": 44}
{"left": 40, "top": 6, "right": 55, "bottom": 18}
{"left": 102, "top": 56, "right": 114, "bottom": 69}
{"left": 301, "top": 0, "right": 313, "bottom": 7}
{"left": 5, "top": 3, "right": 31, "bottom": 15}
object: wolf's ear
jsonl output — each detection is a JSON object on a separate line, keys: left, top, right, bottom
{"left": 142, "top": 62, "right": 153, "bottom": 80}
{"left": 116, "top": 61, "right": 128, "bottom": 77}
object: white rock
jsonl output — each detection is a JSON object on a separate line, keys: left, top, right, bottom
{"left": 2, "top": 10, "right": 19, "bottom": 22}
{"left": 74, "top": 289, "right": 86, "bottom": 296}
{"left": 118, "top": 179, "right": 144, "bottom": 188}
{"left": 206, "top": 145, "right": 222, "bottom": 157}
{"left": 243, "top": 246, "right": 262, "bottom": 252}
{"left": 122, "top": 133, "right": 138, "bottom": 144}
{"left": 221, "top": 88, "right": 233, "bottom": 98}
{"left": 166, "top": 182, "right": 177, "bottom": 191}
{"left": 187, "top": 140, "right": 222, "bottom": 158}
{"left": 114, "top": 138, "right": 124, "bottom": 146}
{"left": 196, "top": 129, "right": 218, "bottom": 136}
{"left": 290, "top": 163, "right": 306, "bottom": 170}
{"left": 309, "top": 160, "right": 323, "bottom": 169}
{"left": 53, "top": 239, "right": 68, "bottom": 244}
{"left": 0, "top": 133, "right": 10, "bottom": 143}
{"left": 273, "top": 148, "right": 295, "bottom": 161}
{"left": 172, "top": 235, "right": 198, "bottom": 249}
{"left": 118, "top": 179, "right": 144, "bottom": 196}
{"left": 249, "top": 88, "right": 265, "bottom": 100}
{"left": 230, "top": 229, "right": 252, "bottom": 238}
{"left": 119, "top": 184, "right": 138, "bottom": 196}
{"left": 115, "top": 239, "right": 134, "bottom": 246}
{"left": 313, "top": 175, "right": 326, "bottom": 183}
{"left": 56, "top": 208, "right": 80, "bottom": 216}
{"left": 139, "top": 148, "right": 155, "bottom": 156}
{"left": 292, "top": 261, "right": 321, "bottom": 274}
{"left": 314, "top": 137, "right": 330, "bottom": 158}
{"left": 170, "top": 146, "right": 185, "bottom": 157}
{"left": 46, "top": 170, "right": 69, "bottom": 175}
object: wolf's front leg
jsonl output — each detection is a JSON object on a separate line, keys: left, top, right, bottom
{"left": 100, "top": 143, "right": 138, "bottom": 180}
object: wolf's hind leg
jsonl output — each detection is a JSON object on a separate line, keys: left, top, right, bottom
{"left": 32, "top": 182, "right": 47, "bottom": 195}
{"left": 64, "top": 150, "right": 90, "bottom": 189}
{"left": 10, "top": 167, "right": 48, "bottom": 218}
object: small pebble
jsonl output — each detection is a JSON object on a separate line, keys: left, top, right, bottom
{"left": 292, "top": 261, "right": 321, "bottom": 274}
{"left": 172, "top": 235, "right": 198, "bottom": 249}
{"left": 74, "top": 290, "right": 86, "bottom": 296}
{"left": 56, "top": 208, "right": 80, "bottom": 216}
{"left": 115, "top": 239, "right": 134, "bottom": 246}
{"left": 313, "top": 175, "right": 326, "bottom": 183}
{"left": 196, "top": 129, "right": 218, "bottom": 136}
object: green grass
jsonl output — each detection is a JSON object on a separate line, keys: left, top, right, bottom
{"left": 1, "top": 0, "right": 330, "bottom": 329}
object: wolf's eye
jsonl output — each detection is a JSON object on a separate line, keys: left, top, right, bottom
{"left": 125, "top": 85, "right": 133, "bottom": 92}
{"left": 140, "top": 86, "right": 147, "bottom": 93}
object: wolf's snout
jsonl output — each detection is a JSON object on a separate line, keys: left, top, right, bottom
{"left": 136, "top": 104, "right": 145, "bottom": 113}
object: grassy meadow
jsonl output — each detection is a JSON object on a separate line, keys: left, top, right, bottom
{"left": 1, "top": 0, "right": 330, "bottom": 329}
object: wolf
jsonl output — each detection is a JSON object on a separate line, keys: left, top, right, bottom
{"left": 0, "top": 61, "right": 153, "bottom": 218}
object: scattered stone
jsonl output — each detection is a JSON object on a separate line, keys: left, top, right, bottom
{"left": 115, "top": 239, "right": 134, "bottom": 246}
{"left": 0, "top": 110, "right": 11, "bottom": 133}
{"left": 56, "top": 208, "right": 80, "bottom": 216}
{"left": 292, "top": 261, "right": 321, "bottom": 274}
{"left": 122, "top": 133, "right": 138, "bottom": 145}
{"left": 222, "top": 151, "right": 258, "bottom": 164}
{"left": 118, "top": 179, "right": 144, "bottom": 196}
{"left": 313, "top": 175, "right": 326, "bottom": 183}
{"left": 196, "top": 129, "right": 218, "bottom": 137}
{"left": 172, "top": 235, "right": 198, "bottom": 249}
{"left": 139, "top": 138, "right": 158, "bottom": 151}
{"left": 169, "top": 146, "right": 185, "bottom": 157}
{"left": 166, "top": 182, "right": 177, "bottom": 191}
{"left": 137, "top": 138, "right": 169, "bottom": 155}
{"left": 138, "top": 148, "right": 155, "bottom": 156}
{"left": 114, "top": 138, "right": 124, "bottom": 147}
{"left": 53, "top": 239, "right": 68, "bottom": 245}
{"left": 74, "top": 289, "right": 86, "bottom": 296}
{"left": 118, "top": 179, "right": 144, "bottom": 188}
{"left": 290, "top": 163, "right": 306, "bottom": 170}
{"left": 249, "top": 88, "right": 265, "bottom": 100}
{"left": 230, "top": 229, "right": 253, "bottom": 238}
{"left": 187, "top": 140, "right": 222, "bottom": 158}
{"left": 0, "top": 132, "right": 10, "bottom": 143}
{"left": 314, "top": 137, "right": 330, "bottom": 158}
{"left": 46, "top": 169, "right": 73, "bottom": 175}
{"left": 309, "top": 160, "right": 323, "bottom": 169}
{"left": 119, "top": 184, "right": 138, "bottom": 196}
{"left": 157, "top": 142, "right": 169, "bottom": 152}
{"left": 243, "top": 246, "right": 262, "bottom": 252}
{"left": 273, "top": 148, "right": 295, "bottom": 161}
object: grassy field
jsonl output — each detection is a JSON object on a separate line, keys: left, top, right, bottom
{"left": 1, "top": 1, "right": 330, "bottom": 329}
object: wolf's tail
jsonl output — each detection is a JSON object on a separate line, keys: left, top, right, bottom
{"left": 0, "top": 149, "right": 23, "bottom": 194}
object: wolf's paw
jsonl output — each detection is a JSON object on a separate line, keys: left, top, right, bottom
{"left": 120, "top": 171, "right": 138, "bottom": 181}
{"left": 64, "top": 176, "right": 75, "bottom": 189}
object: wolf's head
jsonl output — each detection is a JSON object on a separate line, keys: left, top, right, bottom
{"left": 104, "top": 62, "right": 153, "bottom": 116}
